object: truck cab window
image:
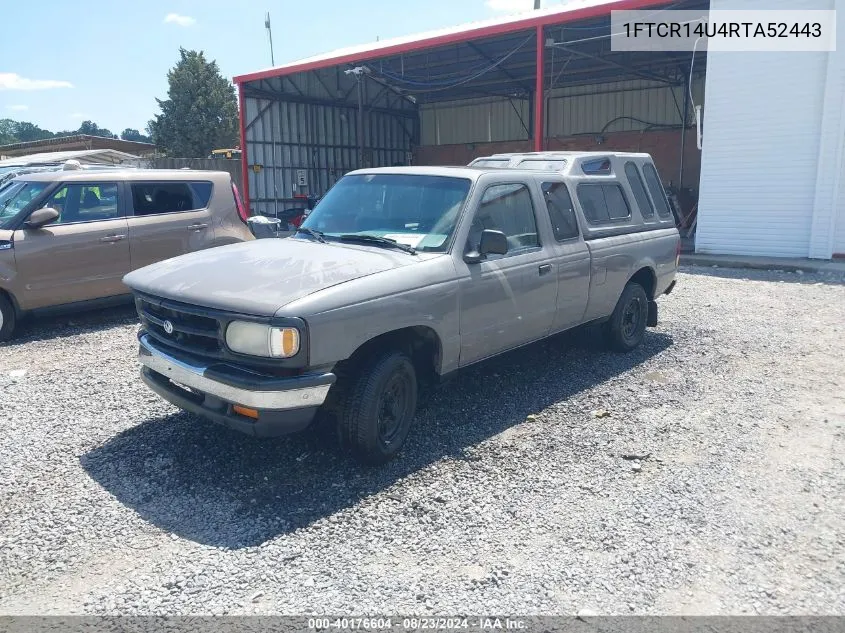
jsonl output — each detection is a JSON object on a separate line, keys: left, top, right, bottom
{"left": 541, "top": 181, "right": 579, "bottom": 240}
{"left": 467, "top": 183, "right": 539, "bottom": 255}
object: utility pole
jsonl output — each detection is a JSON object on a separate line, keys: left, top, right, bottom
{"left": 265, "top": 12, "right": 275, "bottom": 66}
{"left": 345, "top": 67, "right": 367, "bottom": 168}
{"left": 534, "top": 0, "right": 541, "bottom": 8}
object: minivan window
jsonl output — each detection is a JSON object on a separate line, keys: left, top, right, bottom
{"left": 642, "top": 163, "right": 672, "bottom": 218}
{"left": 577, "top": 183, "right": 631, "bottom": 225}
{"left": 41, "top": 183, "right": 120, "bottom": 224}
{"left": 131, "top": 182, "right": 201, "bottom": 216}
{"left": 0, "top": 181, "right": 50, "bottom": 228}
{"left": 624, "top": 162, "right": 654, "bottom": 218}
{"left": 468, "top": 183, "right": 539, "bottom": 254}
{"left": 541, "top": 182, "right": 579, "bottom": 240}
{"left": 189, "top": 181, "right": 213, "bottom": 208}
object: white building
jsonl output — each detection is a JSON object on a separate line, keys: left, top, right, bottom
{"left": 696, "top": 0, "right": 845, "bottom": 259}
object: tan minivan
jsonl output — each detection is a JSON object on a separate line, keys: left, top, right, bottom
{"left": 0, "top": 167, "right": 253, "bottom": 341}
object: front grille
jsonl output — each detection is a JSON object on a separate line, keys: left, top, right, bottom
{"left": 137, "top": 295, "right": 223, "bottom": 357}
{"left": 134, "top": 292, "right": 308, "bottom": 371}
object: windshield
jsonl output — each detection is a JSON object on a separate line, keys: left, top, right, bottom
{"left": 0, "top": 181, "right": 50, "bottom": 229}
{"left": 300, "top": 174, "right": 471, "bottom": 252}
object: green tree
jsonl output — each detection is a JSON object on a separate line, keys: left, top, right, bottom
{"left": 0, "top": 119, "right": 17, "bottom": 145}
{"left": 120, "top": 128, "right": 151, "bottom": 143}
{"left": 147, "top": 48, "right": 238, "bottom": 157}
{"left": 78, "top": 120, "right": 114, "bottom": 138}
{"left": 9, "top": 121, "right": 54, "bottom": 143}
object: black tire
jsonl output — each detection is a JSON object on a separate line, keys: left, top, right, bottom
{"left": 339, "top": 350, "right": 418, "bottom": 465}
{"left": 605, "top": 282, "right": 648, "bottom": 352}
{"left": 0, "top": 294, "right": 16, "bottom": 343}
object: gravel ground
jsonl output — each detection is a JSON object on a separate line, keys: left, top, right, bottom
{"left": 1, "top": 266, "right": 843, "bottom": 616}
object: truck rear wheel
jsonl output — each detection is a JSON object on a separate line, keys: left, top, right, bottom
{"left": 0, "top": 294, "right": 16, "bottom": 343}
{"left": 339, "top": 350, "right": 418, "bottom": 465}
{"left": 605, "top": 282, "right": 648, "bottom": 352}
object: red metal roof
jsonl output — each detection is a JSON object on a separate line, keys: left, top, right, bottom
{"left": 234, "top": 0, "right": 674, "bottom": 85}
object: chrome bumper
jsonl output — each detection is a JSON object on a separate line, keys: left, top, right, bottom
{"left": 138, "top": 333, "right": 333, "bottom": 410}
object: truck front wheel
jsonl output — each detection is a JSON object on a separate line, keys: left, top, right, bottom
{"left": 605, "top": 282, "right": 649, "bottom": 352}
{"left": 340, "top": 350, "right": 418, "bottom": 465}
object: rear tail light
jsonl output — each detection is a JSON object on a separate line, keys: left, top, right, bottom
{"left": 232, "top": 182, "right": 249, "bottom": 223}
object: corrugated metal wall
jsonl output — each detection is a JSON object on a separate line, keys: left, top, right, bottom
{"left": 246, "top": 97, "right": 411, "bottom": 214}
{"left": 420, "top": 97, "right": 530, "bottom": 145}
{"left": 420, "top": 77, "right": 705, "bottom": 145}
{"left": 244, "top": 96, "right": 413, "bottom": 217}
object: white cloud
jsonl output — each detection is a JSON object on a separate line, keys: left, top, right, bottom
{"left": 164, "top": 13, "right": 196, "bottom": 27}
{"left": 6, "top": 104, "right": 29, "bottom": 112}
{"left": 0, "top": 73, "right": 73, "bottom": 91}
{"left": 69, "top": 112, "right": 88, "bottom": 120}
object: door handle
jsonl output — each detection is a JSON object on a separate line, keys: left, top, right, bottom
{"left": 187, "top": 223, "right": 209, "bottom": 231}
{"left": 100, "top": 234, "right": 126, "bottom": 243}
{"left": 538, "top": 263, "right": 553, "bottom": 276}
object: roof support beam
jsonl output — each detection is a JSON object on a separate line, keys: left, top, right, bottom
{"left": 242, "top": 87, "right": 418, "bottom": 119}
{"left": 549, "top": 44, "right": 677, "bottom": 85}
{"left": 466, "top": 41, "right": 533, "bottom": 93}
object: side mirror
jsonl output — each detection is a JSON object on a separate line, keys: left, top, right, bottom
{"left": 464, "top": 229, "right": 508, "bottom": 264}
{"left": 24, "top": 207, "right": 60, "bottom": 229}
{"left": 246, "top": 215, "right": 281, "bottom": 239}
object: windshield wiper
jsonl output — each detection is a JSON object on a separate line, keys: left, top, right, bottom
{"left": 339, "top": 234, "right": 417, "bottom": 255}
{"left": 295, "top": 227, "right": 327, "bottom": 243}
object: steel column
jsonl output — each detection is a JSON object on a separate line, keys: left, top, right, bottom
{"left": 534, "top": 25, "right": 545, "bottom": 152}
{"left": 679, "top": 72, "right": 690, "bottom": 188}
{"left": 238, "top": 84, "right": 250, "bottom": 215}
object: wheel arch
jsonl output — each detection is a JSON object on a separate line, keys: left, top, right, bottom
{"left": 0, "top": 286, "right": 22, "bottom": 316}
{"left": 344, "top": 325, "right": 443, "bottom": 388}
{"left": 628, "top": 265, "right": 658, "bottom": 299}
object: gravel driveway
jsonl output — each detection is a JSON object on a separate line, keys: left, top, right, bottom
{"left": 1, "top": 266, "right": 843, "bottom": 616}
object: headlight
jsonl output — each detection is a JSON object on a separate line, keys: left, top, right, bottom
{"left": 225, "top": 321, "right": 300, "bottom": 358}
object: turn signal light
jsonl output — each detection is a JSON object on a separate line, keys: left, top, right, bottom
{"left": 271, "top": 327, "right": 300, "bottom": 358}
{"left": 233, "top": 405, "right": 259, "bottom": 419}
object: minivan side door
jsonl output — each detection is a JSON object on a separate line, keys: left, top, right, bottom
{"left": 12, "top": 181, "right": 131, "bottom": 310}
{"left": 455, "top": 179, "right": 559, "bottom": 366}
{"left": 125, "top": 180, "right": 215, "bottom": 270}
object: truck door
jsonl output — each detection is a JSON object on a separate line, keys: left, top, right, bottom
{"left": 539, "top": 180, "right": 591, "bottom": 330}
{"left": 456, "top": 182, "right": 558, "bottom": 366}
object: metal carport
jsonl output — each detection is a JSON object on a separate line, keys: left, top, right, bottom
{"left": 234, "top": 0, "right": 709, "bottom": 219}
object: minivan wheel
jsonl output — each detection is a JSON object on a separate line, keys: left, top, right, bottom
{"left": 340, "top": 350, "right": 418, "bottom": 465}
{"left": 605, "top": 282, "right": 648, "bottom": 352}
{"left": 0, "top": 294, "right": 16, "bottom": 343}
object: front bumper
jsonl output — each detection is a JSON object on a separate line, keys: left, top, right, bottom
{"left": 138, "top": 333, "right": 335, "bottom": 437}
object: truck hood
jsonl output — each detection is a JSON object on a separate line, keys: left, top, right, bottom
{"left": 123, "top": 237, "right": 422, "bottom": 316}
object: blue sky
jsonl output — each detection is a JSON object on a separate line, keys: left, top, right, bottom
{"left": 1, "top": 0, "right": 557, "bottom": 135}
